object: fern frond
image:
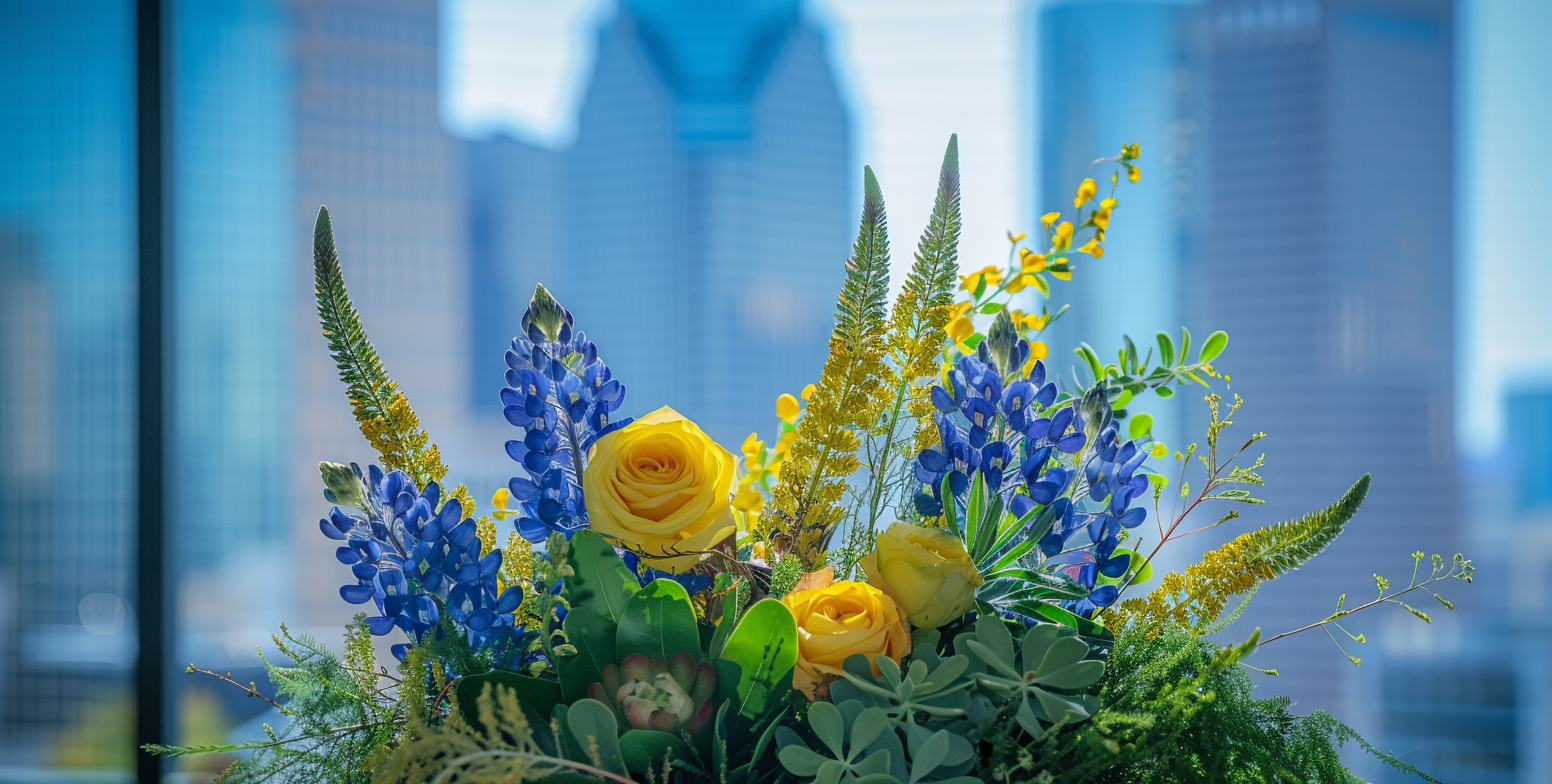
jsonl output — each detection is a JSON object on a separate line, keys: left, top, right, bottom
{"left": 313, "top": 206, "right": 447, "bottom": 489}
{"left": 1110, "top": 474, "right": 1370, "bottom": 633}
{"left": 772, "top": 167, "right": 893, "bottom": 568}
{"left": 855, "top": 136, "right": 963, "bottom": 541}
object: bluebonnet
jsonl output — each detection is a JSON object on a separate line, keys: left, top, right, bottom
{"left": 319, "top": 463, "right": 529, "bottom": 663}
{"left": 502, "top": 284, "right": 631, "bottom": 542}
{"left": 910, "top": 312, "right": 1157, "bottom": 621}
{"left": 1042, "top": 412, "right": 1152, "bottom": 618}
{"left": 621, "top": 551, "right": 715, "bottom": 596}
{"left": 914, "top": 346, "right": 1081, "bottom": 519}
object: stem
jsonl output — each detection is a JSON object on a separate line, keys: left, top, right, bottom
{"left": 188, "top": 666, "right": 288, "bottom": 713}
{"left": 1259, "top": 579, "right": 1446, "bottom": 647}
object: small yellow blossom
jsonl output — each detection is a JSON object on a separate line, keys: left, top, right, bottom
{"left": 1075, "top": 178, "right": 1097, "bottom": 209}
{"left": 800, "top": 383, "right": 816, "bottom": 401}
{"left": 732, "top": 484, "right": 765, "bottom": 513}
{"left": 1150, "top": 442, "right": 1168, "bottom": 458}
{"left": 1077, "top": 238, "right": 1104, "bottom": 258}
{"left": 947, "top": 316, "right": 974, "bottom": 344}
{"left": 1041, "top": 211, "right": 1061, "bottom": 227}
{"left": 1021, "top": 340, "right": 1050, "bottom": 377}
{"left": 1010, "top": 309, "right": 1049, "bottom": 333}
{"left": 959, "top": 265, "right": 1002, "bottom": 293}
{"left": 1126, "top": 164, "right": 1141, "bottom": 183}
{"left": 1122, "top": 142, "right": 1140, "bottom": 160}
{"left": 491, "top": 487, "right": 513, "bottom": 521}
{"left": 776, "top": 393, "right": 801, "bottom": 424}
{"left": 773, "top": 431, "right": 796, "bottom": 457}
{"left": 1053, "top": 222, "right": 1074, "bottom": 251}
{"left": 1007, "top": 231, "right": 1026, "bottom": 243}
{"left": 741, "top": 433, "right": 763, "bottom": 458}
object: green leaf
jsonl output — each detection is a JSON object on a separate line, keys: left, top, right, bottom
{"left": 964, "top": 472, "right": 986, "bottom": 560}
{"left": 908, "top": 730, "right": 950, "bottom": 784}
{"left": 717, "top": 599, "right": 799, "bottom": 718}
{"left": 979, "top": 302, "right": 1004, "bottom": 314}
{"left": 559, "top": 606, "right": 617, "bottom": 702}
{"left": 1128, "top": 413, "right": 1153, "bottom": 441}
{"left": 1154, "top": 386, "right": 1174, "bottom": 399}
{"left": 1155, "top": 331, "right": 1175, "bottom": 367}
{"left": 564, "top": 529, "right": 640, "bottom": 624}
{"left": 1075, "top": 343, "right": 1103, "bottom": 381}
{"left": 940, "top": 474, "right": 961, "bottom": 538}
{"left": 709, "top": 577, "right": 751, "bottom": 661}
{"left": 565, "top": 699, "right": 626, "bottom": 773}
{"left": 620, "top": 729, "right": 691, "bottom": 773}
{"left": 808, "top": 701, "right": 845, "bottom": 757}
{"left": 456, "top": 672, "right": 561, "bottom": 733}
{"left": 1199, "top": 330, "right": 1229, "bottom": 363}
{"left": 1018, "top": 601, "right": 1112, "bottom": 642}
{"left": 617, "top": 578, "right": 701, "bottom": 663}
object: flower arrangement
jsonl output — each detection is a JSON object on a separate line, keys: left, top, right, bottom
{"left": 152, "top": 137, "right": 1473, "bottom": 784}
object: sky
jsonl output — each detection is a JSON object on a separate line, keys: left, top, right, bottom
{"left": 441, "top": 0, "right": 1552, "bottom": 460}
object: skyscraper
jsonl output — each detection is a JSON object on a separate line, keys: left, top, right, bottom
{"left": 1198, "top": 0, "right": 1456, "bottom": 719}
{"left": 1036, "top": 0, "right": 1208, "bottom": 468}
{"left": 468, "top": 0, "right": 854, "bottom": 450}
{"left": 288, "top": 0, "right": 476, "bottom": 632}
{"left": 0, "top": 0, "right": 137, "bottom": 768}
{"left": 173, "top": 0, "right": 296, "bottom": 665}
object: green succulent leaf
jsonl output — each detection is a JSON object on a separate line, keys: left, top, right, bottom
{"left": 617, "top": 578, "right": 700, "bottom": 663}
{"left": 717, "top": 599, "right": 799, "bottom": 718}
{"left": 564, "top": 529, "right": 641, "bottom": 624}
{"left": 563, "top": 698, "right": 626, "bottom": 774}
{"left": 619, "top": 729, "right": 692, "bottom": 774}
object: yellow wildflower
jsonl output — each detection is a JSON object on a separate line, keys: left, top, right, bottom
{"left": 946, "top": 316, "right": 974, "bottom": 344}
{"left": 776, "top": 393, "right": 801, "bottom": 424}
{"left": 800, "top": 383, "right": 816, "bottom": 401}
{"left": 1053, "top": 221, "right": 1074, "bottom": 251}
{"left": 959, "top": 265, "right": 1002, "bottom": 293}
{"left": 1074, "top": 178, "right": 1097, "bottom": 209}
{"left": 1041, "top": 211, "right": 1061, "bottom": 227}
{"left": 1121, "top": 142, "right": 1140, "bottom": 160}
{"left": 1126, "top": 164, "right": 1141, "bottom": 183}
{"left": 1007, "top": 230, "right": 1027, "bottom": 243}
{"left": 732, "top": 483, "right": 765, "bottom": 513}
{"left": 1021, "top": 340, "right": 1050, "bottom": 377}
{"left": 1077, "top": 238, "right": 1104, "bottom": 258}
{"left": 491, "top": 487, "right": 513, "bottom": 521}
{"left": 774, "top": 430, "right": 796, "bottom": 457}
{"left": 1150, "top": 442, "right": 1169, "bottom": 459}
{"left": 741, "top": 433, "right": 764, "bottom": 459}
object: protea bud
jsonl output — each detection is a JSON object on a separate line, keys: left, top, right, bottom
{"left": 984, "top": 308, "right": 1017, "bottom": 372}
{"left": 589, "top": 652, "right": 717, "bottom": 733}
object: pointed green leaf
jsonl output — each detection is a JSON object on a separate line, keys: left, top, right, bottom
{"left": 564, "top": 529, "right": 640, "bottom": 624}
{"left": 617, "top": 578, "right": 700, "bottom": 663}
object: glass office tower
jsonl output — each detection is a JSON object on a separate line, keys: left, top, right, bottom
{"left": 0, "top": 1, "right": 138, "bottom": 772}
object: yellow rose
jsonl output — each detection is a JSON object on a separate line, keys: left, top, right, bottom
{"left": 860, "top": 523, "right": 983, "bottom": 630}
{"left": 584, "top": 406, "right": 736, "bottom": 572}
{"left": 780, "top": 569, "right": 911, "bottom": 699}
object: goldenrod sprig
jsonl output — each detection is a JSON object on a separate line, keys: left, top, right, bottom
{"left": 771, "top": 166, "right": 893, "bottom": 568}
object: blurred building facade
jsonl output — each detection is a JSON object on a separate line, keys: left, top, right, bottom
{"left": 465, "top": 0, "right": 853, "bottom": 449}
{"left": 0, "top": 0, "right": 138, "bottom": 767}
{"left": 1199, "top": 0, "right": 1458, "bottom": 722}
{"left": 1037, "top": 0, "right": 1459, "bottom": 729}
{"left": 1035, "top": 0, "right": 1208, "bottom": 476}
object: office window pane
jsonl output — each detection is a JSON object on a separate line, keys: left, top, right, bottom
{"left": 0, "top": 1, "right": 138, "bottom": 775}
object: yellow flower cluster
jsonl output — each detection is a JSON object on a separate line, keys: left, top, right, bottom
{"left": 733, "top": 385, "right": 814, "bottom": 543}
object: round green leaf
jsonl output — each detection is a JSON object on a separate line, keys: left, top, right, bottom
{"left": 1199, "top": 330, "right": 1229, "bottom": 363}
{"left": 1127, "top": 412, "right": 1153, "bottom": 441}
{"left": 617, "top": 578, "right": 700, "bottom": 664}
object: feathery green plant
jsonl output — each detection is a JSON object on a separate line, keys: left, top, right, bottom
{"left": 772, "top": 167, "right": 893, "bottom": 568}
{"left": 314, "top": 206, "right": 450, "bottom": 493}
{"left": 849, "top": 136, "right": 963, "bottom": 560}
{"left": 1110, "top": 474, "right": 1370, "bottom": 632}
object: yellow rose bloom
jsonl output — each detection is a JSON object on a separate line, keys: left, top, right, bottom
{"left": 781, "top": 573, "right": 911, "bottom": 698}
{"left": 584, "top": 406, "right": 737, "bottom": 572}
{"left": 860, "top": 523, "right": 983, "bottom": 630}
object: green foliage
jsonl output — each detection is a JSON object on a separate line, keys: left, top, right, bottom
{"left": 983, "top": 624, "right": 1440, "bottom": 784}
{"left": 776, "top": 699, "right": 979, "bottom": 784}
{"left": 958, "top": 617, "right": 1103, "bottom": 739}
{"left": 829, "top": 645, "right": 974, "bottom": 726}
{"left": 716, "top": 599, "right": 799, "bottom": 719}
{"left": 312, "top": 206, "right": 448, "bottom": 490}
{"left": 147, "top": 617, "right": 403, "bottom": 784}
{"left": 1113, "top": 474, "right": 1370, "bottom": 632}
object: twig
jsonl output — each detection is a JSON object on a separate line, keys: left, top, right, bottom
{"left": 432, "top": 749, "right": 641, "bottom": 784}
{"left": 187, "top": 665, "right": 288, "bottom": 713}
